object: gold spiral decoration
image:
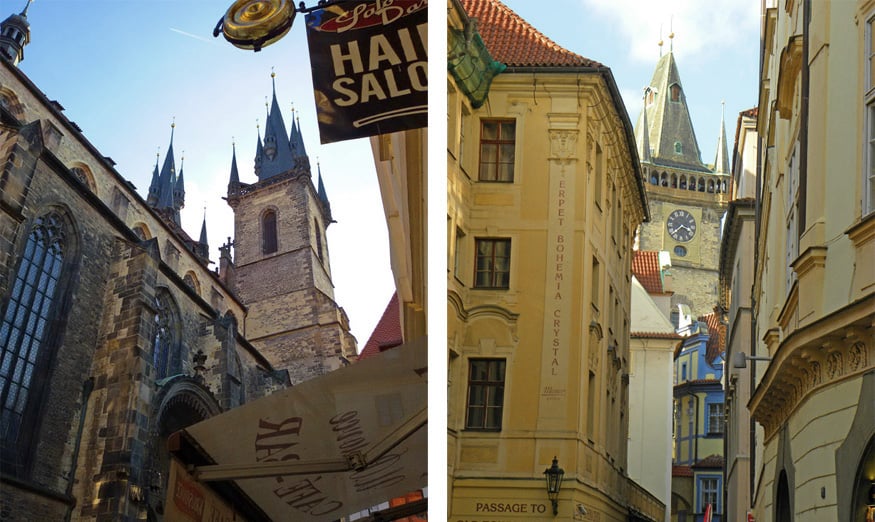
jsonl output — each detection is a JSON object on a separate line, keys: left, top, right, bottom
{"left": 219, "top": 0, "right": 295, "bottom": 51}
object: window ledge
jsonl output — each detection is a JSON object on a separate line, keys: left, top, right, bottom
{"left": 845, "top": 211, "right": 875, "bottom": 247}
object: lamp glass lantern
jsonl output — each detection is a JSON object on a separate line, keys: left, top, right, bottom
{"left": 543, "top": 456, "right": 565, "bottom": 516}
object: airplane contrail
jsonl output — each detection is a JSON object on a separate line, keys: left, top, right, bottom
{"left": 169, "top": 27, "right": 217, "bottom": 45}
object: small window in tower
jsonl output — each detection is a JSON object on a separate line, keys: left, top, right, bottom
{"left": 674, "top": 142, "right": 682, "bottom": 154}
{"left": 674, "top": 245, "right": 687, "bottom": 257}
{"left": 262, "top": 210, "right": 278, "bottom": 254}
{"left": 670, "top": 84, "right": 681, "bottom": 102}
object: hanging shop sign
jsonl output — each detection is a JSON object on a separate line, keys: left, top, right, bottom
{"left": 305, "top": 0, "right": 428, "bottom": 144}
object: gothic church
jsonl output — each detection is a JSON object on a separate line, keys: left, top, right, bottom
{"left": 0, "top": 4, "right": 355, "bottom": 520}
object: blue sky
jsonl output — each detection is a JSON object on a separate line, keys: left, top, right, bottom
{"left": 17, "top": 0, "right": 395, "bottom": 346}
{"left": 503, "top": 0, "right": 761, "bottom": 166}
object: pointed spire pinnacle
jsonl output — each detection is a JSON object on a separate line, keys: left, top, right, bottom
{"left": 21, "top": 0, "right": 32, "bottom": 17}
{"left": 229, "top": 139, "right": 240, "bottom": 186}
{"left": 147, "top": 148, "right": 161, "bottom": 205}
{"left": 669, "top": 16, "right": 674, "bottom": 53}
{"left": 199, "top": 207, "right": 209, "bottom": 245}
{"left": 316, "top": 160, "right": 332, "bottom": 221}
{"left": 714, "top": 100, "right": 730, "bottom": 175}
{"left": 639, "top": 88, "right": 652, "bottom": 163}
{"left": 174, "top": 150, "right": 185, "bottom": 210}
{"left": 156, "top": 120, "right": 178, "bottom": 222}
{"left": 256, "top": 69, "right": 294, "bottom": 180}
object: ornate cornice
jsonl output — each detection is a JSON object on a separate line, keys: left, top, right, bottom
{"left": 749, "top": 297, "right": 874, "bottom": 440}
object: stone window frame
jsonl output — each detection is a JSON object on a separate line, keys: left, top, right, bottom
{"left": 464, "top": 358, "right": 506, "bottom": 431}
{"left": 0, "top": 208, "right": 77, "bottom": 477}
{"left": 261, "top": 207, "right": 278, "bottom": 255}
{"left": 152, "top": 288, "right": 182, "bottom": 380}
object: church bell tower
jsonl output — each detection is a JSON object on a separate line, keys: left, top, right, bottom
{"left": 224, "top": 73, "right": 356, "bottom": 384}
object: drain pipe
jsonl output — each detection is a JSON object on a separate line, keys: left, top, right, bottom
{"left": 65, "top": 377, "right": 94, "bottom": 522}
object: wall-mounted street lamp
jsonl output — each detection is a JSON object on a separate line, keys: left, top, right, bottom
{"left": 213, "top": 0, "right": 350, "bottom": 52}
{"left": 731, "top": 351, "right": 772, "bottom": 369}
{"left": 543, "top": 456, "right": 565, "bottom": 516}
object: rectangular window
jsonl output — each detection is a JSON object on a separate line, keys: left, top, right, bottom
{"left": 708, "top": 403, "right": 725, "bottom": 435}
{"left": 454, "top": 227, "right": 465, "bottom": 281}
{"left": 594, "top": 143, "right": 603, "bottom": 211}
{"left": 586, "top": 371, "right": 596, "bottom": 441}
{"left": 700, "top": 477, "right": 719, "bottom": 512}
{"left": 478, "top": 119, "right": 515, "bottom": 182}
{"left": 474, "top": 238, "right": 511, "bottom": 289}
{"left": 591, "top": 257, "right": 601, "bottom": 314}
{"left": 465, "top": 359, "right": 506, "bottom": 430}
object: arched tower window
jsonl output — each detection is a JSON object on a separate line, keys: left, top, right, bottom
{"left": 689, "top": 176, "right": 697, "bottom": 191}
{"left": 671, "top": 173, "right": 678, "bottom": 188}
{"left": 0, "top": 211, "right": 73, "bottom": 475}
{"left": 661, "top": 172, "right": 668, "bottom": 187}
{"left": 707, "top": 179, "right": 715, "bottom": 193}
{"left": 680, "top": 175, "right": 687, "bottom": 189}
{"left": 152, "top": 289, "right": 180, "bottom": 380}
{"left": 262, "top": 209, "right": 277, "bottom": 255}
{"left": 670, "top": 84, "right": 681, "bottom": 102}
{"left": 314, "top": 218, "right": 324, "bottom": 262}
{"left": 698, "top": 178, "right": 706, "bottom": 192}
{"left": 674, "top": 142, "right": 683, "bottom": 154}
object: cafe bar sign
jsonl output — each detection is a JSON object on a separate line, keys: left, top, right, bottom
{"left": 305, "top": 0, "right": 428, "bottom": 144}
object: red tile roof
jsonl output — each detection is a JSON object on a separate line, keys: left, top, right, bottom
{"left": 357, "top": 292, "right": 403, "bottom": 360}
{"left": 458, "top": 0, "right": 602, "bottom": 68}
{"left": 672, "top": 465, "right": 693, "bottom": 477}
{"left": 699, "top": 311, "right": 726, "bottom": 364}
{"left": 693, "top": 454, "right": 725, "bottom": 469}
{"left": 631, "top": 331, "right": 682, "bottom": 339}
{"left": 632, "top": 250, "right": 665, "bottom": 294}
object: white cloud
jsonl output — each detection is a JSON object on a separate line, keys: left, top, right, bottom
{"left": 583, "top": 0, "right": 759, "bottom": 64}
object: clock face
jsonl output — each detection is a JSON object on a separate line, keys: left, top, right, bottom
{"left": 667, "top": 209, "right": 697, "bottom": 242}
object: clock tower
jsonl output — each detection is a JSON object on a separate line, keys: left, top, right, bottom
{"left": 634, "top": 48, "right": 730, "bottom": 324}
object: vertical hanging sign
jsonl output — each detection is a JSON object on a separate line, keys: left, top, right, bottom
{"left": 305, "top": 0, "right": 428, "bottom": 144}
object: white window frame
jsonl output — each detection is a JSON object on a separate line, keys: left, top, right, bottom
{"left": 865, "top": 15, "right": 875, "bottom": 216}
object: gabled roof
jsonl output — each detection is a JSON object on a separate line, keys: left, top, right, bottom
{"left": 458, "top": 0, "right": 601, "bottom": 68}
{"left": 358, "top": 293, "right": 402, "bottom": 360}
{"left": 632, "top": 250, "right": 665, "bottom": 294}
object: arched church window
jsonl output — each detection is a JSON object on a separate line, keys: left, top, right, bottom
{"left": 650, "top": 170, "right": 658, "bottom": 185}
{"left": 152, "top": 289, "right": 180, "bottom": 380}
{"left": 689, "top": 177, "right": 696, "bottom": 190}
{"left": 670, "top": 84, "right": 681, "bottom": 102}
{"left": 680, "top": 175, "right": 687, "bottom": 189}
{"left": 262, "top": 209, "right": 277, "bottom": 255}
{"left": 314, "top": 218, "right": 324, "bottom": 262}
{"left": 698, "top": 178, "right": 706, "bottom": 192}
{"left": 661, "top": 172, "right": 668, "bottom": 187}
{"left": 0, "top": 211, "right": 73, "bottom": 475}
{"left": 671, "top": 173, "right": 678, "bottom": 188}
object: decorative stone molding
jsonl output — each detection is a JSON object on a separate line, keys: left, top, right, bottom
{"left": 776, "top": 35, "right": 803, "bottom": 119}
{"left": 750, "top": 300, "right": 874, "bottom": 440}
{"left": 548, "top": 129, "right": 578, "bottom": 160}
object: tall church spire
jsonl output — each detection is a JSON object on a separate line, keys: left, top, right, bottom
{"left": 0, "top": 0, "right": 31, "bottom": 66}
{"left": 714, "top": 101, "right": 730, "bottom": 175}
{"left": 228, "top": 140, "right": 240, "bottom": 191}
{"left": 256, "top": 71, "right": 295, "bottom": 180}
{"left": 638, "top": 88, "right": 652, "bottom": 163}
{"left": 636, "top": 50, "right": 708, "bottom": 172}
{"left": 154, "top": 122, "right": 181, "bottom": 225}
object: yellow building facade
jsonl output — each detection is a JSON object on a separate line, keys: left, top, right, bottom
{"left": 447, "top": 1, "right": 661, "bottom": 520}
{"left": 750, "top": 1, "right": 875, "bottom": 520}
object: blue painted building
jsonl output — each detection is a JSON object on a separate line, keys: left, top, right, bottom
{"left": 671, "top": 312, "right": 725, "bottom": 522}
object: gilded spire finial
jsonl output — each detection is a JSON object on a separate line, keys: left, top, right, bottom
{"left": 21, "top": 0, "right": 33, "bottom": 16}
{"left": 658, "top": 25, "right": 663, "bottom": 57}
